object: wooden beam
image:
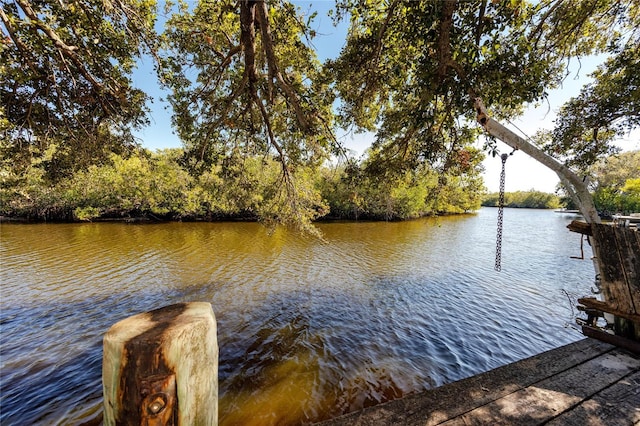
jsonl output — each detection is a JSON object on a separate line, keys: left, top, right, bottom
{"left": 578, "top": 298, "right": 640, "bottom": 323}
{"left": 582, "top": 325, "right": 640, "bottom": 354}
{"left": 613, "top": 226, "right": 640, "bottom": 311}
{"left": 590, "top": 224, "right": 637, "bottom": 314}
{"left": 567, "top": 220, "right": 592, "bottom": 236}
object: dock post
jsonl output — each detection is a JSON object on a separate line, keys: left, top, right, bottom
{"left": 102, "top": 302, "right": 218, "bottom": 425}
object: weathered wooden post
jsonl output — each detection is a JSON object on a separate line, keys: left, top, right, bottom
{"left": 102, "top": 302, "right": 218, "bottom": 425}
{"left": 570, "top": 221, "right": 640, "bottom": 352}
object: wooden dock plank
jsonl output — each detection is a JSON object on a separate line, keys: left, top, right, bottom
{"left": 546, "top": 370, "right": 640, "bottom": 426}
{"left": 439, "top": 349, "right": 639, "bottom": 425}
{"left": 316, "top": 339, "right": 620, "bottom": 426}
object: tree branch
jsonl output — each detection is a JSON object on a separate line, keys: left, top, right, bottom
{"left": 475, "top": 0, "right": 487, "bottom": 48}
{"left": 373, "top": 0, "right": 398, "bottom": 69}
{"left": 16, "top": 0, "right": 78, "bottom": 53}
{"left": 255, "top": 0, "right": 313, "bottom": 132}
{"left": 435, "top": 0, "right": 457, "bottom": 83}
{"left": 251, "top": 89, "right": 291, "bottom": 184}
{"left": 240, "top": 0, "right": 257, "bottom": 88}
{"left": 0, "top": 7, "right": 40, "bottom": 74}
{"left": 531, "top": 0, "right": 562, "bottom": 49}
{"left": 15, "top": 0, "right": 108, "bottom": 93}
{"left": 474, "top": 97, "right": 601, "bottom": 223}
{"left": 355, "top": 0, "right": 399, "bottom": 104}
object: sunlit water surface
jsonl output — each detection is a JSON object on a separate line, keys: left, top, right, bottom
{"left": 0, "top": 208, "right": 594, "bottom": 424}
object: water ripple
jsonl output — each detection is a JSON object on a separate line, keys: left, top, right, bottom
{"left": 0, "top": 209, "right": 594, "bottom": 425}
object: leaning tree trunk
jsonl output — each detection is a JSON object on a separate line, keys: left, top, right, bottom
{"left": 473, "top": 98, "right": 601, "bottom": 224}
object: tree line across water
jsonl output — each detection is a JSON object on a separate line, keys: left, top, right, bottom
{"left": 0, "top": 146, "right": 485, "bottom": 226}
{"left": 3, "top": 146, "right": 637, "bottom": 224}
{"left": 482, "top": 191, "right": 561, "bottom": 210}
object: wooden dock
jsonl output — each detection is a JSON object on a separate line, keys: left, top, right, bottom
{"left": 317, "top": 338, "right": 640, "bottom": 425}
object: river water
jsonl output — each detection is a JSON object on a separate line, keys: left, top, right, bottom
{"left": 0, "top": 208, "right": 594, "bottom": 425}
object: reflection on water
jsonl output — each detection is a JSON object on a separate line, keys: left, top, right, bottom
{"left": 0, "top": 208, "right": 594, "bottom": 424}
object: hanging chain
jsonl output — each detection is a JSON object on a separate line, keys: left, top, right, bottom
{"left": 495, "top": 153, "right": 509, "bottom": 272}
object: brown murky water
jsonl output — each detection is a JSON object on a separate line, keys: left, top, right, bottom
{"left": 0, "top": 208, "right": 594, "bottom": 424}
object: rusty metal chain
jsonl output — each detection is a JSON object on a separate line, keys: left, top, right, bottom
{"left": 495, "top": 153, "right": 509, "bottom": 272}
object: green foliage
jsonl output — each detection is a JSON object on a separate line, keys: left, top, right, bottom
{"left": 254, "top": 163, "right": 329, "bottom": 234}
{"left": 620, "top": 179, "right": 640, "bottom": 213}
{"left": 590, "top": 150, "right": 640, "bottom": 191}
{"left": 432, "top": 173, "right": 486, "bottom": 214}
{"left": 65, "top": 150, "right": 193, "bottom": 219}
{"left": 589, "top": 150, "right": 640, "bottom": 214}
{"left": 319, "top": 152, "right": 484, "bottom": 221}
{"left": 1, "top": 0, "right": 159, "bottom": 180}
{"left": 547, "top": 43, "right": 640, "bottom": 169}
{"left": 482, "top": 191, "right": 561, "bottom": 209}
{"left": 2, "top": 145, "right": 484, "bottom": 224}
{"left": 0, "top": 143, "right": 72, "bottom": 219}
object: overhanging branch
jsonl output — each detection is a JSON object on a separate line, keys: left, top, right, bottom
{"left": 474, "top": 97, "right": 601, "bottom": 223}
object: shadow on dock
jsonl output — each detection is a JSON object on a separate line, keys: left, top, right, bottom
{"left": 316, "top": 338, "right": 640, "bottom": 425}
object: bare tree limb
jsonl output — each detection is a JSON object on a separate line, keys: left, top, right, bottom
{"left": 474, "top": 97, "right": 601, "bottom": 223}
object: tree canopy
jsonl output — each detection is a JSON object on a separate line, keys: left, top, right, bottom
{"left": 546, "top": 42, "right": 640, "bottom": 169}
{"left": 329, "top": 0, "right": 638, "bottom": 173}
{"left": 158, "top": 0, "right": 338, "bottom": 165}
{"left": 1, "top": 0, "right": 158, "bottom": 179}
{"left": 2, "top": 0, "right": 639, "bottom": 226}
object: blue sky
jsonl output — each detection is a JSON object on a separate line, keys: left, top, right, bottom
{"left": 132, "top": 1, "right": 638, "bottom": 193}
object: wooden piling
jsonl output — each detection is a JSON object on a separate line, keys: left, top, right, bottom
{"left": 568, "top": 221, "right": 640, "bottom": 343}
{"left": 102, "top": 302, "right": 218, "bottom": 425}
